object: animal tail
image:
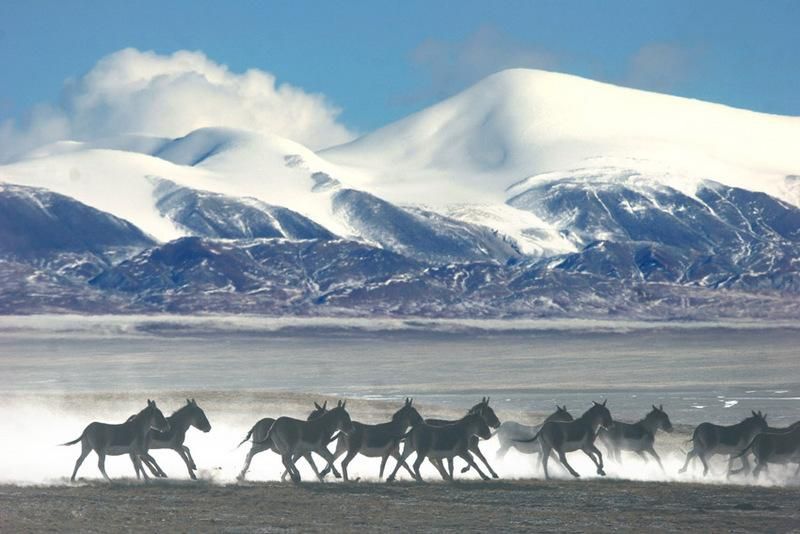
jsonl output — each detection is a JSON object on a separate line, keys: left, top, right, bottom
{"left": 513, "top": 429, "right": 541, "bottom": 444}
{"left": 60, "top": 431, "right": 85, "bottom": 446}
{"left": 733, "top": 437, "right": 758, "bottom": 459}
{"left": 253, "top": 420, "right": 277, "bottom": 445}
{"left": 236, "top": 426, "right": 255, "bottom": 448}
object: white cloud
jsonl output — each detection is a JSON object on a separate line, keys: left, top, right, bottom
{"left": 0, "top": 48, "right": 355, "bottom": 161}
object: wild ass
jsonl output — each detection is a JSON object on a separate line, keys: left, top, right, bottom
{"left": 236, "top": 401, "right": 335, "bottom": 481}
{"left": 494, "top": 405, "right": 574, "bottom": 460}
{"left": 678, "top": 410, "right": 768, "bottom": 476}
{"left": 596, "top": 405, "right": 673, "bottom": 470}
{"left": 386, "top": 413, "right": 493, "bottom": 482}
{"left": 321, "top": 398, "right": 423, "bottom": 481}
{"left": 731, "top": 420, "right": 800, "bottom": 477}
{"left": 515, "top": 400, "right": 614, "bottom": 479}
{"left": 425, "top": 397, "right": 501, "bottom": 479}
{"left": 135, "top": 399, "right": 212, "bottom": 480}
{"left": 61, "top": 399, "right": 170, "bottom": 482}
{"left": 263, "top": 400, "right": 355, "bottom": 482}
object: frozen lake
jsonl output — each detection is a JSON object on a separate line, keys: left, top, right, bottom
{"left": 1, "top": 315, "right": 798, "bottom": 425}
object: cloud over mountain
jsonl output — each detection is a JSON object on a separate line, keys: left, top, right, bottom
{"left": 0, "top": 48, "right": 355, "bottom": 161}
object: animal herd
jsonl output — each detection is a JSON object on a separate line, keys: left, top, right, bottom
{"left": 62, "top": 397, "right": 800, "bottom": 483}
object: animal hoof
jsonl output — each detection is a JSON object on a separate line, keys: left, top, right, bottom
{"left": 491, "top": 473, "right": 499, "bottom": 479}
{"left": 190, "top": 473, "right": 197, "bottom": 480}
{"left": 460, "top": 466, "right": 470, "bottom": 474}
{"left": 597, "top": 469, "right": 606, "bottom": 476}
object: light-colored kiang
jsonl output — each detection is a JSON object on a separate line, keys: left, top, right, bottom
{"left": 134, "top": 399, "right": 211, "bottom": 480}
{"left": 425, "top": 397, "right": 501, "bottom": 479}
{"left": 597, "top": 404, "right": 672, "bottom": 470}
{"left": 515, "top": 400, "right": 613, "bottom": 479}
{"left": 61, "top": 399, "right": 170, "bottom": 482}
{"left": 494, "top": 405, "right": 573, "bottom": 460}
{"left": 262, "top": 400, "right": 355, "bottom": 482}
{"left": 322, "top": 397, "right": 423, "bottom": 481}
{"left": 236, "top": 401, "right": 334, "bottom": 482}
{"left": 732, "top": 420, "right": 800, "bottom": 478}
{"left": 386, "top": 412, "right": 493, "bottom": 482}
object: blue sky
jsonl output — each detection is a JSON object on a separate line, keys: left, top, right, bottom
{"left": 1, "top": 1, "right": 798, "bottom": 134}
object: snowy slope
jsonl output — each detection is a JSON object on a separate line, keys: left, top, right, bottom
{"left": 322, "top": 69, "right": 800, "bottom": 207}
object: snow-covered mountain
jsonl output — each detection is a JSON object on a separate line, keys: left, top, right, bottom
{"left": 1, "top": 68, "right": 799, "bottom": 318}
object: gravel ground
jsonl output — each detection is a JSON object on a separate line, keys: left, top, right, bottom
{"left": 1, "top": 479, "right": 799, "bottom": 533}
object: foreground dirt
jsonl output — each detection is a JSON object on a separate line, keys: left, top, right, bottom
{"left": 1, "top": 479, "right": 799, "bottom": 533}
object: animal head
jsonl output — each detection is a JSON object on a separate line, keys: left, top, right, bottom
{"left": 747, "top": 410, "right": 768, "bottom": 432}
{"left": 549, "top": 405, "right": 574, "bottom": 423}
{"left": 469, "top": 397, "right": 501, "bottom": 429}
{"left": 185, "top": 398, "right": 211, "bottom": 433}
{"left": 468, "top": 413, "right": 493, "bottom": 440}
{"left": 648, "top": 404, "right": 673, "bottom": 433}
{"left": 392, "top": 397, "right": 423, "bottom": 427}
{"left": 587, "top": 400, "right": 613, "bottom": 430}
{"left": 331, "top": 400, "right": 356, "bottom": 434}
{"left": 145, "top": 399, "right": 170, "bottom": 432}
{"left": 308, "top": 401, "right": 328, "bottom": 420}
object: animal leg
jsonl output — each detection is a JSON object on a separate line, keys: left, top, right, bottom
{"left": 134, "top": 454, "right": 150, "bottom": 481}
{"left": 729, "top": 454, "right": 750, "bottom": 477}
{"left": 182, "top": 445, "right": 197, "bottom": 470}
{"left": 557, "top": 450, "right": 580, "bottom": 478}
{"left": 389, "top": 448, "right": 418, "bottom": 480}
{"left": 320, "top": 437, "right": 347, "bottom": 478}
{"left": 583, "top": 445, "right": 606, "bottom": 476}
{"left": 678, "top": 449, "right": 696, "bottom": 474}
{"left": 141, "top": 453, "right": 166, "bottom": 477}
{"left": 379, "top": 454, "right": 389, "bottom": 479}
{"left": 468, "top": 442, "right": 499, "bottom": 479}
{"left": 412, "top": 454, "right": 426, "bottom": 482}
{"left": 316, "top": 449, "right": 341, "bottom": 480}
{"left": 177, "top": 448, "right": 197, "bottom": 480}
{"left": 282, "top": 454, "right": 301, "bottom": 482}
{"left": 460, "top": 452, "right": 490, "bottom": 481}
{"left": 540, "top": 445, "right": 552, "bottom": 480}
{"left": 429, "top": 458, "right": 451, "bottom": 481}
{"left": 97, "top": 453, "right": 111, "bottom": 482}
{"left": 385, "top": 446, "right": 413, "bottom": 482}
{"left": 645, "top": 447, "right": 665, "bottom": 471}
{"left": 237, "top": 445, "right": 260, "bottom": 481}
{"left": 340, "top": 449, "right": 359, "bottom": 482}
{"left": 699, "top": 452, "right": 710, "bottom": 476}
{"left": 70, "top": 443, "right": 90, "bottom": 482}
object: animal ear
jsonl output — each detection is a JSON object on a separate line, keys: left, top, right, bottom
{"left": 659, "top": 404, "right": 663, "bottom": 411}
{"left": 602, "top": 399, "right": 607, "bottom": 406}
{"left": 342, "top": 400, "right": 347, "bottom": 408}
{"left": 653, "top": 404, "right": 657, "bottom": 410}
{"left": 192, "top": 398, "right": 196, "bottom": 405}
{"left": 752, "top": 410, "right": 757, "bottom": 416}
{"left": 187, "top": 398, "right": 192, "bottom": 405}
{"left": 337, "top": 400, "right": 342, "bottom": 408}
{"left": 314, "top": 402, "right": 322, "bottom": 409}
{"left": 322, "top": 401, "right": 327, "bottom": 409}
